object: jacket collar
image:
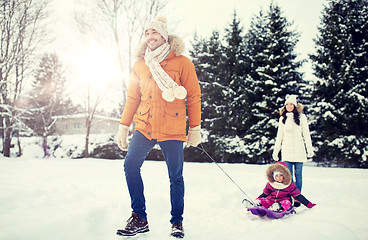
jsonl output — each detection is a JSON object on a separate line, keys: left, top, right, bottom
{"left": 135, "top": 34, "right": 185, "bottom": 61}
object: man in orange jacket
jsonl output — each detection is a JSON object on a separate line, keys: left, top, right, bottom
{"left": 116, "top": 16, "right": 201, "bottom": 238}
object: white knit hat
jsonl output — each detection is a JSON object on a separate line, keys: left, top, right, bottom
{"left": 285, "top": 95, "right": 297, "bottom": 106}
{"left": 144, "top": 16, "right": 169, "bottom": 42}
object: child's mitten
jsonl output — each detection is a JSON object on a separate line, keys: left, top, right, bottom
{"left": 306, "top": 202, "right": 316, "bottom": 208}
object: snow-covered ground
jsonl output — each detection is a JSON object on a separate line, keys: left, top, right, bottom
{"left": 1, "top": 157, "right": 367, "bottom": 240}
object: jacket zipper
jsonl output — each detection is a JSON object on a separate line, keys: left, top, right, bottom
{"left": 275, "top": 190, "right": 280, "bottom": 203}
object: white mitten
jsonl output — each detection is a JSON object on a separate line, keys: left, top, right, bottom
{"left": 307, "top": 149, "right": 314, "bottom": 158}
{"left": 254, "top": 199, "right": 261, "bottom": 205}
{"left": 186, "top": 126, "right": 201, "bottom": 147}
{"left": 116, "top": 125, "right": 129, "bottom": 151}
{"left": 272, "top": 150, "right": 280, "bottom": 161}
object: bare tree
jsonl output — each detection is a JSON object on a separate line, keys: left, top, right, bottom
{"left": 74, "top": 0, "right": 167, "bottom": 157}
{"left": 27, "top": 53, "right": 70, "bottom": 157}
{"left": 75, "top": 0, "right": 168, "bottom": 93}
{"left": 0, "top": 0, "right": 49, "bottom": 157}
{"left": 83, "top": 84, "right": 101, "bottom": 158}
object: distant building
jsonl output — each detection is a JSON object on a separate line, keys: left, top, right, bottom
{"left": 54, "top": 114, "right": 120, "bottom": 135}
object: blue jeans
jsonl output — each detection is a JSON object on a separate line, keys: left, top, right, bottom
{"left": 285, "top": 161, "right": 303, "bottom": 192}
{"left": 124, "top": 131, "right": 184, "bottom": 224}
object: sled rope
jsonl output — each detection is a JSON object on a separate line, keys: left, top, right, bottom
{"left": 195, "top": 144, "right": 256, "bottom": 205}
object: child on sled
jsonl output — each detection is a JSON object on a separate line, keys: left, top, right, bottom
{"left": 244, "top": 161, "right": 316, "bottom": 212}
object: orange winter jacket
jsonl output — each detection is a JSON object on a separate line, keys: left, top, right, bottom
{"left": 120, "top": 35, "right": 201, "bottom": 142}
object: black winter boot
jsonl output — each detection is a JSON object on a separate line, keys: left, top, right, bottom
{"left": 116, "top": 212, "right": 149, "bottom": 236}
{"left": 171, "top": 222, "right": 184, "bottom": 238}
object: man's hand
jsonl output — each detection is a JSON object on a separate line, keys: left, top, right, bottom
{"left": 186, "top": 126, "right": 201, "bottom": 147}
{"left": 116, "top": 125, "right": 129, "bottom": 151}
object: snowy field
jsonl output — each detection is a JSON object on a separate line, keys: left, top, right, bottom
{"left": 1, "top": 157, "right": 368, "bottom": 240}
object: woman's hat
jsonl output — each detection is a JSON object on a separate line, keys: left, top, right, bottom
{"left": 285, "top": 95, "right": 297, "bottom": 106}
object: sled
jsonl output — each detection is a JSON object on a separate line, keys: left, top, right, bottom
{"left": 247, "top": 206, "right": 296, "bottom": 219}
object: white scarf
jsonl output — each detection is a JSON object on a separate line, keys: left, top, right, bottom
{"left": 144, "top": 43, "right": 187, "bottom": 102}
{"left": 270, "top": 181, "right": 289, "bottom": 190}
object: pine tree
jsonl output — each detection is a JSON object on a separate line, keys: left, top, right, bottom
{"left": 242, "top": 3, "right": 304, "bottom": 163}
{"left": 190, "top": 12, "right": 250, "bottom": 162}
{"left": 191, "top": 32, "right": 224, "bottom": 131}
{"left": 310, "top": 0, "right": 368, "bottom": 167}
{"left": 222, "top": 11, "right": 249, "bottom": 138}
{"left": 190, "top": 31, "right": 230, "bottom": 161}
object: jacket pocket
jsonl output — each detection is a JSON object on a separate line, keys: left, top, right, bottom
{"left": 163, "top": 104, "right": 186, "bottom": 135}
{"left": 134, "top": 105, "right": 150, "bottom": 126}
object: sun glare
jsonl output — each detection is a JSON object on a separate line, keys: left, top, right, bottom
{"left": 74, "top": 39, "right": 122, "bottom": 96}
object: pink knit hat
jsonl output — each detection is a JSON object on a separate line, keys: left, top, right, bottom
{"left": 275, "top": 161, "right": 288, "bottom": 168}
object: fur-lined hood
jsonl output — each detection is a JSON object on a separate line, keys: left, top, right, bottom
{"left": 135, "top": 34, "right": 185, "bottom": 60}
{"left": 279, "top": 103, "right": 304, "bottom": 116}
{"left": 266, "top": 161, "right": 292, "bottom": 189}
